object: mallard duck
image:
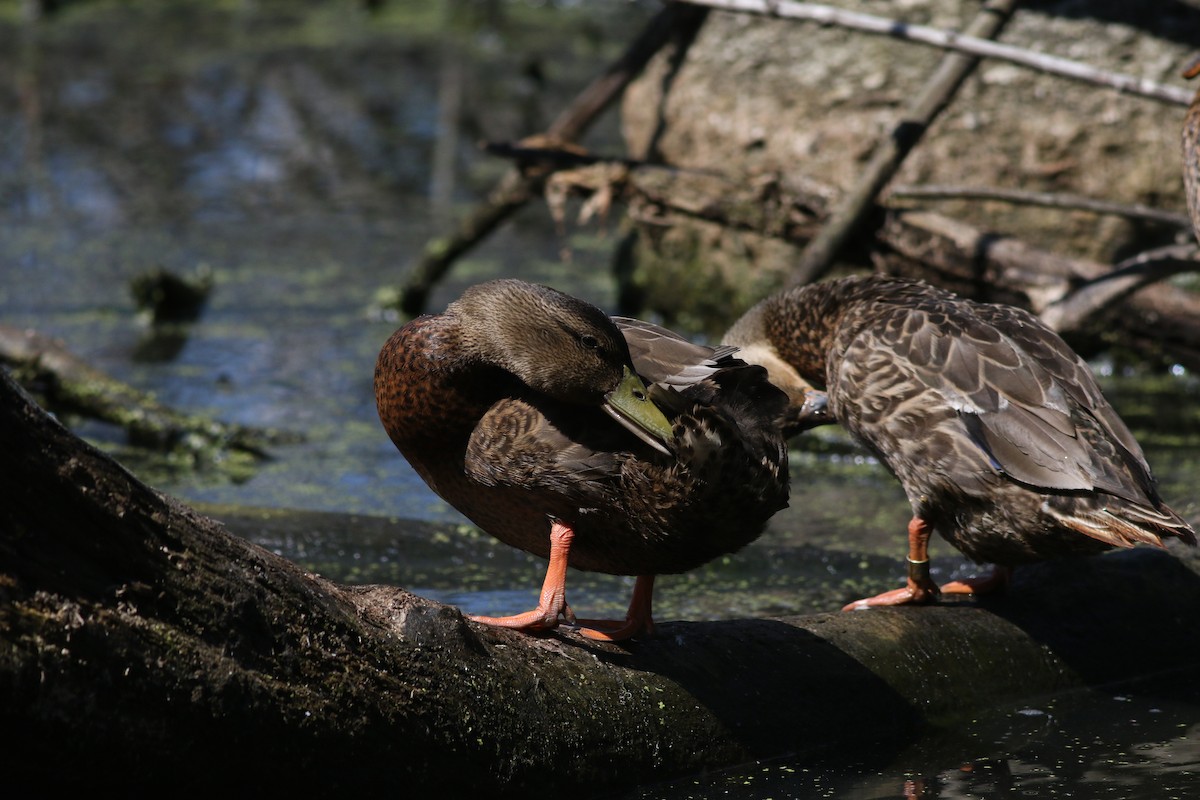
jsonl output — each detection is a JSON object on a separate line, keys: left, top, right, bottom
{"left": 723, "top": 274, "right": 1196, "bottom": 609}
{"left": 375, "top": 279, "right": 814, "bottom": 640}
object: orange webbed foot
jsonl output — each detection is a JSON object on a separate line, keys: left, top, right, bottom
{"left": 844, "top": 545, "right": 940, "bottom": 611}
{"left": 469, "top": 519, "right": 576, "bottom": 633}
{"left": 939, "top": 565, "right": 1012, "bottom": 596}
{"left": 843, "top": 581, "right": 939, "bottom": 611}
{"left": 570, "top": 574, "right": 657, "bottom": 641}
{"left": 468, "top": 603, "right": 576, "bottom": 633}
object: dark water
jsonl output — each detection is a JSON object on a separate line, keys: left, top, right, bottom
{"left": 2, "top": 2, "right": 1199, "bottom": 797}
{"left": 618, "top": 677, "right": 1200, "bottom": 799}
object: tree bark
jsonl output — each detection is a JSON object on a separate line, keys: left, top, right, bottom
{"left": 2, "top": 369, "right": 1199, "bottom": 795}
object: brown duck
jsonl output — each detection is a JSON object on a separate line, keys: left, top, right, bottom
{"left": 375, "top": 279, "right": 812, "bottom": 640}
{"left": 724, "top": 274, "right": 1196, "bottom": 609}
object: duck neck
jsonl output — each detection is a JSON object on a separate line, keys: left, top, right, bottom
{"left": 757, "top": 278, "right": 872, "bottom": 387}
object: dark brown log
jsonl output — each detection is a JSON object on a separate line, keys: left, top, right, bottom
{"left": 2, "top": 368, "right": 1199, "bottom": 795}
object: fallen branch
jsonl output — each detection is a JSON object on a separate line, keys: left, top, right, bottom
{"left": 3, "top": 369, "right": 1200, "bottom": 796}
{"left": 680, "top": 0, "right": 1193, "bottom": 106}
{"left": 0, "top": 324, "right": 300, "bottom": 460}
{"left": 787, "top": 0, "right": 1018, "bottom": 288}
{"left": 889, "top": 184, "right": 1193, "bottom": 231}
{"left": 1039, "top": 244, "right": 1200, "bottom": 333}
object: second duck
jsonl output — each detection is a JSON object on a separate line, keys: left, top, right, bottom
{"left": 723, "top": 274, "right": 1196, "bottom": 609}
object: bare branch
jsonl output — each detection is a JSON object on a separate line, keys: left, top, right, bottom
{"left": 889, "top": 185, "right": 1193, "bottom": 230}
{"left": 681, "top": 0, "right": 1194, "bottom": 106}
{"left": 1039, "top": 244, "right": 1200, "bottom": 333}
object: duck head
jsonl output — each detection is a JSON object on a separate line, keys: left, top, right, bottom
{"left": 450, "top": 279, "right": 675, "bottom": 454}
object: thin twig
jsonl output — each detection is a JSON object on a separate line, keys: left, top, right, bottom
{"left": 681, "top": 0, "right": 1193, "bottom": 106}
{"left": 889, "top": 185, "right": 1193, "bottom": 230}
{"left": 786, "top": 0, "right": 1018, "bottom": 288}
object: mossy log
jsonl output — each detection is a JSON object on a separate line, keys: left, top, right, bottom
{"left": 0, "top": 323, "right": 299, "bottom": 459}
{"left": 2, "top": 369, "right": 1199, "bottom": 796}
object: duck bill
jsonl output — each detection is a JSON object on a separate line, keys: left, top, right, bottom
{"left": 602, "top": 366, "right": 674, "bottom": 456}
{"left": 801, "top": 389, "right": 832, "bottom": 425}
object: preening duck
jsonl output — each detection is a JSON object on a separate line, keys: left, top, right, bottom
{"left": 723, "top": 274, "right": 1196, "bottom": 608}
{"left": 375, "top": 279, "right": 807, "bottom": 639}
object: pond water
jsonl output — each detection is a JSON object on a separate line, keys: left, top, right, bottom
{"left": 2, "top": 1, "right": 1199, "bottom": 797}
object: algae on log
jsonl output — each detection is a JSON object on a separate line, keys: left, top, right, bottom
{"left": 0, "top": 323, "right": 300, "bottom": 461}
{"left": 2, "top": 368, "right": 1199, "bottom": 796}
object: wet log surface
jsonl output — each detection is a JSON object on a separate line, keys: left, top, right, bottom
{"left": 2, "top": 368, "right": 1198, "bottom": 796}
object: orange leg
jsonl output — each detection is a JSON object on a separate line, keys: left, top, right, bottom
{"left": 572, "top": 575, "right": 656, "bottom": 642}
{"left": 469, "top": 519, "right": 577, "bottom": 632}
{"left": 468, "top": 520, "right": 656, "bottom": 641}
{"left": 844, "top": 516, "right": 941, "bottom": 611}
{"left": 940, "top": 565, "right": 1012, "bottom": 596}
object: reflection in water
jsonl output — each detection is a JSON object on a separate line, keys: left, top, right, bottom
{"left": 2, "top": 3, "right": 1200, "bottom": 799}
{"left": 620, "top": 683, "right": 1200, "bottom": 799}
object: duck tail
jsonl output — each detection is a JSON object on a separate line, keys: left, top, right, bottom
{"left": 1052, "top": 497, "right": 1197, "bottom": 549}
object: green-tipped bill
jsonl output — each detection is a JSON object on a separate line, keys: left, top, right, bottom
{"left": 602, "top": 366, "right": 674, "bottom": 455}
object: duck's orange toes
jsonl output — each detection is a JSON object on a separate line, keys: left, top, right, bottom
{"left": 842, "top": 582, "right": 938, "bottom": 611}
{"left": 939, "top": 565, "right": 1012, "bottom": 596}
{"left": 569, "top": 616, "right": 655, "bottom": 642}
{"left": 468, "top": 606, "right": 574, "bottom": 632}
{"left": 570, "top": 574, "right": 657, "bottom": 642}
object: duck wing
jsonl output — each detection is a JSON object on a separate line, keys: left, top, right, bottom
{"left": 464, "top": 396, "right": 631, "bottom": 496}
{"left": 968, "top": 302, "right": 1162, "bottom": 503}
{"left": 613, "top": 316, "right": 735, "bottom": 390}
{"left": 860, "top": 294, "right": 1156, "bottom": 502}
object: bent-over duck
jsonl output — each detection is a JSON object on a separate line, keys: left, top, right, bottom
{"left": 723, "top": 274, "right": 1196, "bottom": 609}
{"left": 375, "top": 279, "right": 805, "bottom": 640}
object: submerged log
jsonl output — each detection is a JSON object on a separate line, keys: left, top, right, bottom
{"left": 2, "top": 368, "right": 1199, "bottom": 795}
{"left": 0, "top": 323, "right": 300, "bottom": 459}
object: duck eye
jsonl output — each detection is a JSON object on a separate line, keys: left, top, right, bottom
{"left": 580, "top": 334, "right": 600, "bottom": 350}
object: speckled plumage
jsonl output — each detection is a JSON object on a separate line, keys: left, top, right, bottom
{"left": 724, "top": 274, "right": 1195, "bottom": 579}
{"left": 374, "top": 279, "right": 789, "bottom": 600}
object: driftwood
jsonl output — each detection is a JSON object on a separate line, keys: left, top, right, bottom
{"left": 528, "top": 160, "right": 1200, "bottom": 367}
{"left": 3, "top": 368, "right": 1200, "bottom": 795}
{"left": 0, "top": 323, "right": 299, "bottom": 460}
{"left": 888, "top": 185, "right": 1194, "bottom": 231}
